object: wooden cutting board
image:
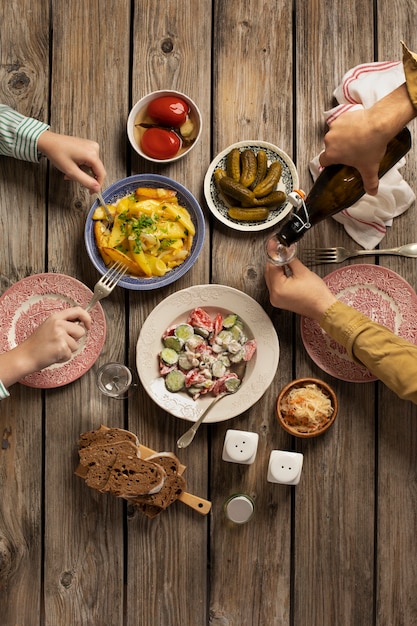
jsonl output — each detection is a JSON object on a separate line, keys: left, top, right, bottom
{"left": 139, "top": 443, "right": 211, "bottom": 515}
{"left": 75, "top": 439, "right": 211, "bottom": 515}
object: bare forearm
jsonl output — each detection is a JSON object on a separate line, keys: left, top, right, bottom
{"left": 0, "top": 349, "right": 37, "bottom": 388}
{"left": 368, "top": 83, "right": 417, "bottom": 139}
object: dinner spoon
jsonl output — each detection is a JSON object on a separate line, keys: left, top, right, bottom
{"left": 177, "top": 361, "right": 247, "bottom": 449}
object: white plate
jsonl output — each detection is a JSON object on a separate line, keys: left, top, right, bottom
{"left": 0, "top": 273, "right": 106, "bottom": 388}
{"left": 136, "top": 284, "right": 279, "bottom": 422}
{"left": 204, "top": 140, "right": 299, "bottom": 232}
{"left": 301, "top": 265, "right": 417, "bottom": 382}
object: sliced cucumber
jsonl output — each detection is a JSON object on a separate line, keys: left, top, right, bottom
{"left": 165, "top": 369, "right": 186, "bottom": 392}
{"left": 223, "top": 313, "right": 238, "bottom": 328}
{"left": 178, "top": 353, "right": 195, "bottom": 370}
{"left": 160, "top": 347, "right": 179, "bottom": 365}
{"left": 212, "top": 360, "right": 227, "bottom": 378}
{"left": 194, "top": 326, "right": 210, "bottom": 338}
{"left": 229, "top": 348, "right": 245, "bottom": 363}
{"left": 225, "top": 377, "right": 241, "bottom": 393}
{"left": 185, "top": 335, "right": 205, "bottom": 351}
{"left": 218, "top": 354, "right": 231, "bottom": 367}
{"left": 215, "top": 330, "right": 233, "bottom": 345}
{"left": 175, "top": 323, "right": 195, "bottom": 341}
{"left": 230, "top": 324, "right": 246, "bottom": 342}
{"left": 163, "top": 335, "right": 183, "bottom": 352}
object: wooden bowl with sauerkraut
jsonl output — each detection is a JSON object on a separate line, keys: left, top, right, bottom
{"left": 276, "top": 378, "right": 338, "bottom": 438}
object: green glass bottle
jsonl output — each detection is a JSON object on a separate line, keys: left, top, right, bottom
{"left": 276, "top": 126, "right": 412, "bottom": 246}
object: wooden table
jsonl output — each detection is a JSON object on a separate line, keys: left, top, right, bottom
{"left": 1, "top": 1, "right": 417, "bottom": 624}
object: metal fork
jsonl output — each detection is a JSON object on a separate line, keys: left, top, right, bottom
{"left": 301, "top": 242, "right": 417, "bottom": 264}
{"left": 96, "top": 189, "right": 114, "bottom": 225}
{"left": 85, "top": 261, "right": 128, "bottom": 311}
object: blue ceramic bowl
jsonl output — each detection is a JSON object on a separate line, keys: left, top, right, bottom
{"left": 84, "top": 174, "right": 205, "bottom": 291}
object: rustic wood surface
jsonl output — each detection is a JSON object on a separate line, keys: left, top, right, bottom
{"left": 1, "top": 1, "right": 417, "bottom": 624}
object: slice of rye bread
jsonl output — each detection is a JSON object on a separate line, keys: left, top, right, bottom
{"left": 145, "top": 451, "right": 181, "bottom": 475}
{"left": 130, "top": 471, "right": 186, "bottom": 510}
{"left": 78, "top": 425, "right": 139, "bottom": 450}
{"left": 105, "top": 454, "right": 167, "bottom": 497}
{"left": 127, "top": 452, "right": 186, "bottom": 512}
{"left": 122, "top": 452, "right": 182, "bottom": 499}
{"left": 78, "top": 440, "right": 140, "bottom": 492}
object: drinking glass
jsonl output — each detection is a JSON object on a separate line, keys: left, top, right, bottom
{"left": 96, "top": 362, "right": 138, "bottom": 399}
{"left": 266, "top": 235, "right": 297, "bottom": 266}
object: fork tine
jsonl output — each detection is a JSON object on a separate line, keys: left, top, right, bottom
{"left": 84, "top": 261, "right": 128, "bottom": 312}
{"left": 301, "top": 248, "right": 339, "bottom": 264}
{"left": 100, "top": 260, "right": 127, "bottom": 286}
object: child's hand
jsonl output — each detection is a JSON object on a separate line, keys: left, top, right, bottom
{"left": 37, "top": 131, "right": 106, "bottom": 193}
{"left": 0, "top": 307, "right": 91, "bottom": 388}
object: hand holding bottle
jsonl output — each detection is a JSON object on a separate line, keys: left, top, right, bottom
{"left": 275, "top": 127, "right": 412, "bottom": 247}
{"left": 319, "top": 83, "right": 417, "bottom": 196}
{"left": 319, "top": 108, "right": 388, "bottom": 196}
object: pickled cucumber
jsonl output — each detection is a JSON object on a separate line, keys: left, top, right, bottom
{"left": 225, "top": 148, "right": 241, "bottom": 182}
{"left": 227, "top": 207, "right": 269, "bottom": 222}
{"left": 250, "top": 150, "right": 268, "bottom": 190}
{"left": 239, "top": 149, "right": 257, "bottom": 188}
{"left": 214, "top": 168, "right": 227, "bottom": 186}
{"left": 253, "top": 161, "right": 282, "bottom": 197}
{"left": 242, "top": 190, "right": 286, "bottom": 208}
{"left": 219, "top": 176, "right": 256, "bottom": 204}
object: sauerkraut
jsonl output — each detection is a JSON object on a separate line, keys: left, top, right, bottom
{"left": 280, "top": 383, "right": 333, "bottom": 433}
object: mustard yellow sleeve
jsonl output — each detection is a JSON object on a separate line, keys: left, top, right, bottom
{"left": 401, "top": 41, "right": 417, "bottom": 111}
{"left": 320, "top": 300, "right": 417, "bottom": 403}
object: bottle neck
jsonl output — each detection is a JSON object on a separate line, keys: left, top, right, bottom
{"left": 276, "top": 126, "right": 412, "bottom": 246}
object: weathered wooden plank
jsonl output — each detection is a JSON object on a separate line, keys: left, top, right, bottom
{"left": 375, "top": 3, "right": 417, "bottom": 625}
{"left": 126, "top": 1, "right": 212, "bottom": 625}
{"left": 293, "top": 2, "right": 376, "bottom": 625}
{"left": 210, "top": 1, "right": 295, "bottom": 623}
{"left": 42, "top": 1, "right": 131, "bottom": 624}
{"left": 0, "top": 1, "right": 49, "bottom": 624}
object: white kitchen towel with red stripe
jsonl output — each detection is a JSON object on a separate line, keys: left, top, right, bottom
{"left": 309, "top": 60, "right": 415, "bottom": 248}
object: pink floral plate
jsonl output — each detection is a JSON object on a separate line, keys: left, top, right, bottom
{"left": 301, "top": 264, "right": 417, "bottom": 383}
{"left": 0, "top": 273, "right": 106, "bottom": 388}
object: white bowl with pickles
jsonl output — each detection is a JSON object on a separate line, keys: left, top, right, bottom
{"left": 203, "top": 140, "right": 299, "bottom": 232}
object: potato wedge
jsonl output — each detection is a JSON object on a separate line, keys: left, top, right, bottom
{"left": 102, "top": 247, "right": 142, "bottom": 276}
{"left": 135, "top": 187, "right": 177, "bottom": 201}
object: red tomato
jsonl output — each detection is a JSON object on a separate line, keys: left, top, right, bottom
{"left": 147, "top": 96, "right": 189, "bottom": 126}
{"left": 141, "top": 127, "right": 181, "bottom": 159}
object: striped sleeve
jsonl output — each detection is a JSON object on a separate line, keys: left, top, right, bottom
{"left": 0, "top": 379, "right": 10, "bottom": 400}
{"left": 0, "top": 104, "right": 49, "bottom": 162}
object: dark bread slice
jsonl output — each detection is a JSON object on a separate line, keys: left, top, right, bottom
{"left": 127, "top": 452, "right": 186, "bottom": 514}
{"left": 78, "top": 425, "right": 139, "bottom": 449}
{"left": 78, "top": 440, "right": 140, "bottom": 492}
{"left": 144, "top": 451, "right": 181, "bottom": 476}
{"left": 79, "top": 440, "right": 139, "bottom": 468}
{"left": 130, "top": 472, "right": 186, "bottom": 510}
{"left": 106, "top": 454, "right": 166, "bottom": 497}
